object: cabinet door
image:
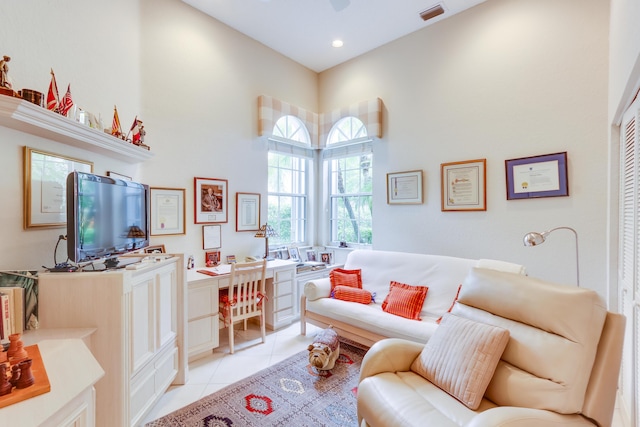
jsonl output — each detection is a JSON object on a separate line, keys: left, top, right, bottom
{"left": 156, "top": 265, "right": 177, "bottom": 349}
{"left": 131, "top": 275, "right": 155, "bottom": 375}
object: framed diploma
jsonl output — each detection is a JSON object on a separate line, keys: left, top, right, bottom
{"left": 236, "top": 192, "right": 261, "bottom": 231}
{"left": 505, "top": 152, "right": 568, "bottom": 200}
{"left": 23, "top": 147, "right": 93, "bottom": 228}
{"left": 150, "top": 187, "right": 186, "bottom": 235}
{"left": 441, "top": 159, "right": 487, "bottom": 212}
{"left": 203, "top": 224, "right": 222, "bottom": 249}
{"left": 387, "top": 170, "right": 423, "bottom": 204}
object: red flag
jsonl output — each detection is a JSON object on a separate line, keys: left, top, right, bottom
{"left": 111, "top": 106, "right": 122, "bottom": 136}
{"left": 130, "top": 116, "right": 141, "bottom": 144}
{"left": 46, "top": 69, "right": 59, "bottom": 112}
{"left": 58, "top": 84, "right": 74, "bottom": 116}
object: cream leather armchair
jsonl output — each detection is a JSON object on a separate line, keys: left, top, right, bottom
{"left": 357, "top": 268, "right": 625, "bottom": 427}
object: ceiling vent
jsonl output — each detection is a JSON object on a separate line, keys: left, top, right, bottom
{"left": 419, "top": 3, "right": 445, "bottom": 22}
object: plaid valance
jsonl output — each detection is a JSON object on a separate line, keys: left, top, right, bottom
{"left": 258, "top": 96, "right": 383, "bottom": 147}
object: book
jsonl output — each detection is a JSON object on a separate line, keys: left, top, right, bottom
{"left": 2, "top": 287, "right": 24, "bottom": 334}
{"left": 0, "top": 292, "right": 10, "bottom": 345}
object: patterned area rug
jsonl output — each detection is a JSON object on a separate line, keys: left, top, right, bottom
{"left": 145, "top": 338, "right": 368, "bottom": 427}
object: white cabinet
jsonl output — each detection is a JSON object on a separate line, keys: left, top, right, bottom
{"left": 38, "top": 255, "right": 187, "bottom": 427}
{"left": 186, "top": 274, "right": 223, "bottom": 361}
{"left": 265, "top": 266, "right": 296, "bottom": 329}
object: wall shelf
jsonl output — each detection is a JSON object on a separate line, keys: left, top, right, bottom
{"left": 0, "top": 95, "right": 153, "bottom": 163}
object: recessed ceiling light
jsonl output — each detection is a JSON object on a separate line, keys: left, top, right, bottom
{"left": 332, "top": 40, "right": 344, "bottom": 48}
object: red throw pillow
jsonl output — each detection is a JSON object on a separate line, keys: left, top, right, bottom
{"left": 333, "top": 285, "right": 372, "bottom": 305}
{"left": 330, "top": 268, "right": 363, "bottom": 291}
{"left": 437, "top": 284, "right": 462, "bottom": 324}
{"left": 382, "top": 281, "right": 428, "bottom": 320}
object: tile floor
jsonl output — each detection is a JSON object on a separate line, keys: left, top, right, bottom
{"left": 142, "top": 321, "right": 630, "bottom": 427}
{"left": 141, "top": 321, "right": 322, "bottom": 425}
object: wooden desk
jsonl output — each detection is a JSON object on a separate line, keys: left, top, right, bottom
{"left": 186, "top": 260, "right": 296, "bottom": 361}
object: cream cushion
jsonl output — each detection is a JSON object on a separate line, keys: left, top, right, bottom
{"left": 411, "top": 313, "right": 509, "bottom": 410}
{"left": 452, "top": 267, "right": 607, "bottom": 414}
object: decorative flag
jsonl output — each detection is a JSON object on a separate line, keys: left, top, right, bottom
{"left": 58, "top": 84, "right": 74, "bottom": 116}
{"left": 129, "top": 116, "right": 141, "bottom": 144}
{"left": 111, "top": 105, "right": 122, "bottom": 136}
{"left": 46, "top": 68, "right": 59, "bottom": 112}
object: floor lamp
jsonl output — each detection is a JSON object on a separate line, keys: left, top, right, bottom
{"left": 522, "top": 226, "right": 580, "bottom": 287}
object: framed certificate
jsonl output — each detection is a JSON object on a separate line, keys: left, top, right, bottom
{"left": 441, "top": 159, "right": 487, "bottom": 211}
{"left": 150, "top": 187, "right": 185, "bottom": 235}
{"left": 505, "top": 152, "right": 568, "bottom": 200}
{"left": 387, "top": 170, "right": 423, "bottom": 204}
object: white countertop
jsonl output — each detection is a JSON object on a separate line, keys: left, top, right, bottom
{"left": 0, "top": 338, "right": 104, "bottom": 425}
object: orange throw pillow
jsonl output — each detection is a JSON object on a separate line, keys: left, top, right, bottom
{"left": 333, "top": 285, "right": 372, "bottom": 304}
{"left": 382, "top": 281, "right": 428, "bottom": 320}
{"left": 330, "top": 268, "right": 363, "bottom": 291}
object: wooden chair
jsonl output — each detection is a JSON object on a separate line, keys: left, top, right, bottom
{"left": 219, "top": 260, "right": 267, "bottom": 354}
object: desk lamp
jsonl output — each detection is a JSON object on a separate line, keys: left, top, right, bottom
{"left": 127, "top": 225, "right": 146, "bottom": 250}
{"left": 523, "top": 226, "right": 579, "bottom": 286}
{"left": 255, "top": 223, "right": 278, "bottom": 260}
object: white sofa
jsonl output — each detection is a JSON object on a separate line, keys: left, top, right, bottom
{"left": 300, "top": 249, "right": 525, "bottom": 346}
{"left": 356, "top": 267, "right": 626, "bottom": 426}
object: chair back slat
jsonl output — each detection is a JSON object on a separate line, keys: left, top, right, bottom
{"left": 228, "top": 260, "right": 267, "bottom": 320}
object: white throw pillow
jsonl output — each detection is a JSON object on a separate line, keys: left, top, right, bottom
{"left": 410, "top": 313, "right": 509, "bottom": 410}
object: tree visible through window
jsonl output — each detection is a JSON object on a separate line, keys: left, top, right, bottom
{"left": 327, "top": 117, "right": 373, "bottom": 245}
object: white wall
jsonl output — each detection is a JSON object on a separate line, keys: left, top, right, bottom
{"left": 0, "top": 0, "right": 611, "bottom": 299}
{"left": 0, "top": 0, "right": 142, "bottom": 269}
{"left": 319, "top": 0, "right": 609, "bottom": 295}
{"left": 0, "top": 0, "right": 317, "bottom": 269}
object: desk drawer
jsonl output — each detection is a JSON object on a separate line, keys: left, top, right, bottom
{"left": 189, "top": 286, "right": 218, "bottom": 320}
{"left": 275, "top": 279, "right": 293, "bottom": 296}
{"left": 188, "top": 315, "right": 219, "bottom": 350}
{"left": 274, "top": 293, "right": 294, "bottom": 311}
{"left": 275, "top": 269, "right": 295, "bottom": 282}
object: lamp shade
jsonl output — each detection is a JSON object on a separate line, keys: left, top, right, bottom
{"left": 127, "top": 225, "right": 146, "bottom": 238}
{"left": 523, "top": 231, "right": 546, "bottom": 246}
{"left": 522, "top": 226, "right": 579, "bottom": 286}
{"left": 255, "top": 223, "right": 278, "bottom": 239}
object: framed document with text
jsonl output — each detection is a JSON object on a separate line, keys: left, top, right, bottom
{"left": 236, "top": 192, "right": 260, "bottom": 231}
{"left": 387, "top": 170, "right": 423, "bottom": 204}
{"left": 441, "top": 159, "right": 486, "bottom": 212}
{"left": 150, "top": 187, "right": 185, "bottom": 235}
{"left": 505, "top": 152, "right": 568, "bottom": 200}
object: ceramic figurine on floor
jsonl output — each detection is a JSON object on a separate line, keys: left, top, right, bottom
{"left": 0, "top": 55, "right": 12, "bottom": 89}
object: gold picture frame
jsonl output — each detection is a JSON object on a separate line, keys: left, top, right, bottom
{"left": 23, "top": 147, "right": 93, "bottom": 228}
{"left": 150, "top": 187, "right": 186, "bottom": 235}
{"left": 440, "top": 158, "right": 487, "bottom": 212}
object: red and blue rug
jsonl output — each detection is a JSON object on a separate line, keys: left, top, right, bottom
{"left": 145, "top": 338, "right": 368, "bottom": 427}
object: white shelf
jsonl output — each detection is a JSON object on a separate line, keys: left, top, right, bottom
{"left": 0, "top": 95, "right": 154, "bottom": 163}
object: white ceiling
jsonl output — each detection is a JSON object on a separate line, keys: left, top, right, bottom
{"left": 181, "top": 0, "right": 488, "bottom": 72}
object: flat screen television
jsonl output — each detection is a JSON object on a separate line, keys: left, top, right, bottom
{"left": 66, "top": 171, "right": 150, "bottom": 264}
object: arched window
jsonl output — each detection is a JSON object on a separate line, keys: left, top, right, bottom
{"left": 327, "top": 116, "right": 367, "bottom": 144}
{"left": 268, "top": 116, "right": 310, "bottom": 246}
{"left": 325, "top": 116, "right": 373, "bottom": 245}
{"left": 273, "top": 115, "right": 311, "bottom": 144}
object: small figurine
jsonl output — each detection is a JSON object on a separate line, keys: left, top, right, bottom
{"left": 0, "top": 364, "right": 11, "bottom": 396}
{"left": 16, "top": 359, "right": 34, "bottom": 389}
{"left": 0, "top": 55, "right": 12, "bottom": 89}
